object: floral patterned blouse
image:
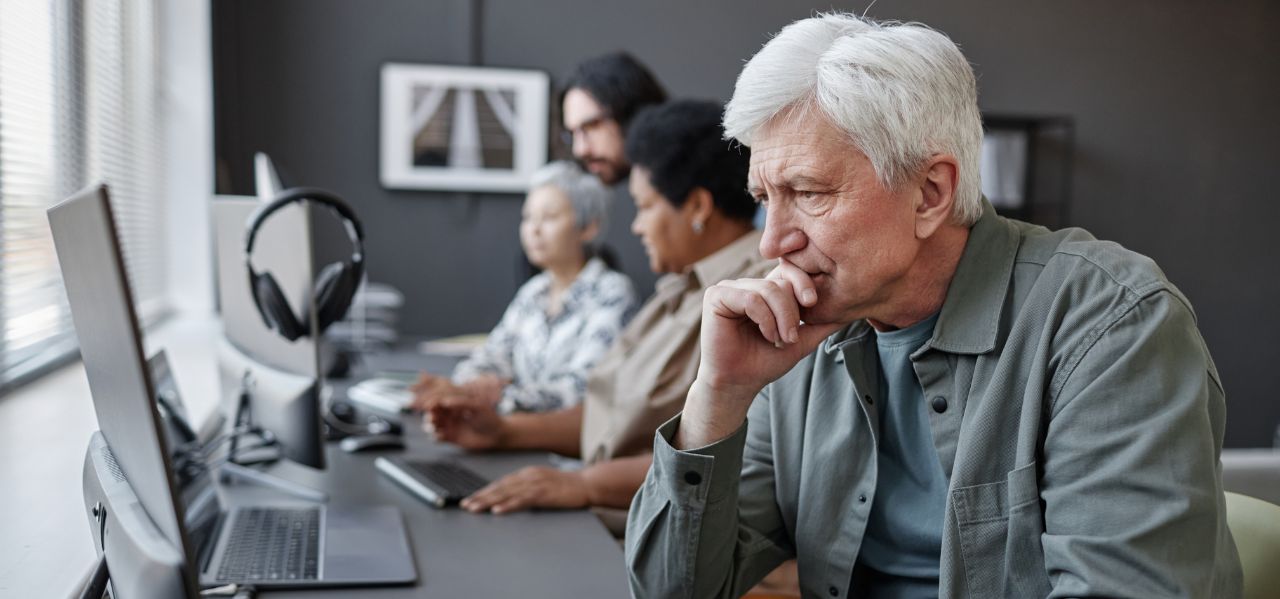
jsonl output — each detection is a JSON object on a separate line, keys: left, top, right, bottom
{"left": 451, "top": 258, "right": 637, "bottom": 413}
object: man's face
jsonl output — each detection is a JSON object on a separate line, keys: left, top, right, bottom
{"left": 563, "top": 88, "right": 628, "bottom": 185}
{"left": 749, "top": 115, "right": 922, "bottom": 326}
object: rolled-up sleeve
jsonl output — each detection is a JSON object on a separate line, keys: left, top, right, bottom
{"left": 625, "top": 388, "right": 793, "bottom": 598}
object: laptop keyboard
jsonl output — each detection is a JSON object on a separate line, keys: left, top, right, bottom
{"left": 217, "top": 507, "right": 321, "bottom": 582}
{"left": 410, "top": 461, "right": 488, "bottom": 498}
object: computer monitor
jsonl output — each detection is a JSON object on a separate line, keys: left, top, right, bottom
{"left": 58, "top": 185, "right": 415, "bottom": 597}
{"left": 254, "top": 152, "right": 287, "bottom": 202}
{"left": 51, "top": 184, "right": 200, "bottom": 597}
{"left": 211, "top": 195, "right": 327, "bottom": 469}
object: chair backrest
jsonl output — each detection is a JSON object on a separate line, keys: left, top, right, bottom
{"left": 1222, "top": 449, "right": 1280, "bottom": 505}
{"left": 1225, "top": 491, "right": 1280, "bottom": 599}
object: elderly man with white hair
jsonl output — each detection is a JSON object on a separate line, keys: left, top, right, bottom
{"left": 625, "top": 13, "right": 1242, "bottom": 599}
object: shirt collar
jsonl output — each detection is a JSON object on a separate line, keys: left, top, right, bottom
{"left": 654, "top": 229, "right": 764, "bottom": 312}
{"left": 929, "top": 198, "right": 1018, "bottom": 354}
{"left": 557, "top": 257, "right": 607, "bottom": 311}
{"left": 823, "top": 198, "right": 1018, "bottom": 357}
{"left": 529, "top": 257, "right": 605, "bottom": 308}
{"left": 691, "top": 229, "right": 764, "bottom": 291}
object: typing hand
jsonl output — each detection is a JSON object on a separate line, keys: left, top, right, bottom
{"left": 679, "top": 259, "right": 843, "bottom": 448}
{"left": 409, "top": 373, "right": 453, "bottom": 411}
{"left": 460, "top": 466, "right": 589, "bottom": 514}
{"left": 411, "top": 374, "right": 507, "bottom": 412}
{"left": 425, "top": 396, "right": 506, "bottom": 451}
{"left": 459, "top": 375, "right": 506, "bottom": 407}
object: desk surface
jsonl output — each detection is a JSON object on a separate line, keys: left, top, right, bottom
{"left": 243, "top": 392, "right": 630, "bottom": 598}
{"left": 0, "top": 316, "right": 630, "bottom": 598}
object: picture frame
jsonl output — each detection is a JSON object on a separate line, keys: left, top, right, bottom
{"left": 379, "top": 63, "right": 549, "bottom": 193}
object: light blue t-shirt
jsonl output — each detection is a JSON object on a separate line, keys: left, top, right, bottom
{"left": 853, "top": 312, "right": 947, "bottom": 599}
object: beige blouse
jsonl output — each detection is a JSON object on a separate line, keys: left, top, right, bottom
{"left": 580, "top": 230, "right": 768, "bottom": 464}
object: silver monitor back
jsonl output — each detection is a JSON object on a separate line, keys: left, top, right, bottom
{"left": 212, "top": 195, "right": 326, "bottom": 468}
{"left": 49, "top": 184, "right": 198, "bottom": 596}
{"left": 254, "top": 152, "right": 286, "bottom": 202}
{"left": 212, "top": 195, "right": 319, "bottom": 375}
{"left": 83, "top": 432, "right": 190, "bottom": 599}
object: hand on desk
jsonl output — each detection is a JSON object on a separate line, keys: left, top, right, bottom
{"left": 457, "top": 374, "right": 506, "bottom": 406}
{"left": 410, "top": 373, "right": 505, "bottom": 412}
{"left": 424, "top": 396, "right": 506, "bottom": 451}
{"left": 460, "top": 466, "right": 588, "bottom": 514}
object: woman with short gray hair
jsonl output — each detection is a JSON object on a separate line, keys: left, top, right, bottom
{"left": 526, "top": 160, "right": 612, "bottom": 256}
{"left": 414, "top": 160, "right": 637, "bottom": 413}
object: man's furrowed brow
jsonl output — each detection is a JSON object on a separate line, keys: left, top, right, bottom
{"left": 780, "top": 173, "right": 828, "bottom": 190}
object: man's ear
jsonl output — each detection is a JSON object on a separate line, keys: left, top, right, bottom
{"left": 683, "top": 187, "right": 715, "bottom": 229}
{"left": 915, "top": 154, "right": 959, "bottom": 239}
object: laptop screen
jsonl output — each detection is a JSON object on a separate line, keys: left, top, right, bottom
{"left": 147, "top": 351, "right": 224, "bottom": 558}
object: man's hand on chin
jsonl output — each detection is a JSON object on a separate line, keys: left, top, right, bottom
{"left": 678, "top": 260, "right": 843, "bottom": 449}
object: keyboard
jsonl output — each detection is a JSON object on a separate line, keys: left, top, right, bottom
{"left": 216, "top": 507, "right": 321, "bottom": 582}
{"left": 376, "top": 457, "right": 488, "bottom": 508}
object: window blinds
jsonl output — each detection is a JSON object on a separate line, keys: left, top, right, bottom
{"left": 0, "top": 0, "right": 167, "bottom": 391}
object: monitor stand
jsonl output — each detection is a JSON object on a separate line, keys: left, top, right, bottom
{"left": 217, "top": 461, "right": 327, "bottom": 503}
{"left": 216, "top": 371, "right": 328, "bottom": 503}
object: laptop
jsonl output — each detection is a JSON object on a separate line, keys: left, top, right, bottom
{"left": 50, "top": 184, "right": 417, "bottom": 592}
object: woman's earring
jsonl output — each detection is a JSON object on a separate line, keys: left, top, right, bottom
{"left": 691, "top": 220, "right": 704, "bottom": 234}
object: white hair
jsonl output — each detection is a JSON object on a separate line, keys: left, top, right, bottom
{"left": 724, "top": 13, "right": 984, "bottom": 225}
{"left": 528, "top": 160, "right": 610, "bottom": 236}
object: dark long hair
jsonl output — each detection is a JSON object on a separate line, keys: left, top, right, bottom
{"left": 560, "top": 52, "right": 667, "bottom": 128}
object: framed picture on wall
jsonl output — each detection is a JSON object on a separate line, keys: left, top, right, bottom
{"left": 379, "top": 63, "right": 549, "bottom": 192}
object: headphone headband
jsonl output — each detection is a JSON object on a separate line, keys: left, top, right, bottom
{"left": 244, "top": 186, "right": 364, "bottom": 256}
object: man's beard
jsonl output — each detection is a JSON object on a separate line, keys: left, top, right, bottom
{"left": 579, "top": 158, "right": 630, "bottom": 186}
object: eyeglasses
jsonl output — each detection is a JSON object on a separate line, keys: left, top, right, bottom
{"left": 559, "top": 115, "right": 613, "bottom": 148}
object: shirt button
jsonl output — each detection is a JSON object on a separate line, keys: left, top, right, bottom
{"left": 683, "top": 471, "right": 702, "bottom": 485}
{"left": 931, "top": 396, "right": 948, "bottom": 413}
{"left": 828, "top": 585, "right": 839, "bottom": 597}
{"left": 858, "top": 494, "right": 867, "bottom": 503}
{"left": 863, "top": 394, "right": 873, "bottom": 405}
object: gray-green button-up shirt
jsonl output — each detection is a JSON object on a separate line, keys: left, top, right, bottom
{"left": 625, "top": 201, "right": 1243, "bottom": 598}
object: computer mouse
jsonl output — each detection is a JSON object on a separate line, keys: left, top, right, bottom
{"left": 339, "top": 433, "right": 406, "bottom": 453}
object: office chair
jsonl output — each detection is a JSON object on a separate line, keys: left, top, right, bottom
{"left": 1225, "top": 491, "right": 1280, "bottom": 599}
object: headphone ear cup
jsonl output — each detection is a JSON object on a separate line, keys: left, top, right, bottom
{"left": 253, "top": 271, "right": 305, "bottom": 341}
{"left": 311, "top": 261, "right": 358, "bottom": 333}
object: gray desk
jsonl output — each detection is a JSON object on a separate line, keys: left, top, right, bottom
{"left": 0, "top": 320, "right": 630, "bottom": 598}
{"left": 238, "top": 430, "right": 629, "bottom": 598}
{"left": 235, "top": 348, "right": 631, "bottom": 598}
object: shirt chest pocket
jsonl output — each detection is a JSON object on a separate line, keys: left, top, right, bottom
{"left": 950, "top": 462, "right": 1050, "bottom": 598}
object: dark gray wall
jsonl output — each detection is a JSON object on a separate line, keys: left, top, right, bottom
{"left": 213, "top": 0, "right": 660, "bottom": 342}
{"left": 213, "top": 0, "right": 1280, "bottom": 447}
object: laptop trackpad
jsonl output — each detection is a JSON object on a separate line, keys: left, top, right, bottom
{"left": 323, "top": 505, "right": 417, "bottom": 584}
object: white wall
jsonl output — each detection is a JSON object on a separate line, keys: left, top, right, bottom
{"left": 161, "top": 0, "right": 214, "bottom": 316}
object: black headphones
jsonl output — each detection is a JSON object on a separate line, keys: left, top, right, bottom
{"left": 245, "top": 187, "right": 365, "bottom": 342}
